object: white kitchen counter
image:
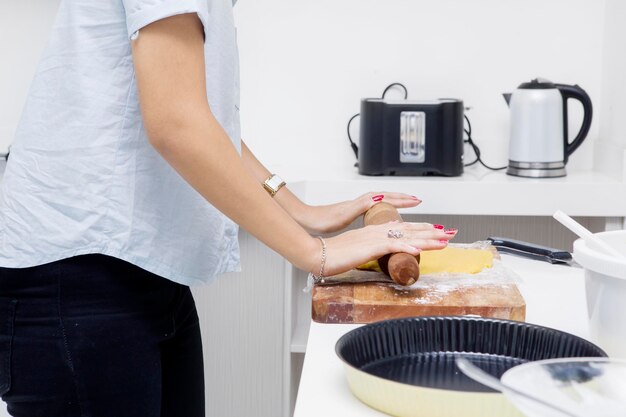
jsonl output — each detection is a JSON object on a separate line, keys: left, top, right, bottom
{"left": 279, "top": 163, "right": 626, "bottom": 218}
{"left": 293, "top": 254, "right": 592, "bottom": 417}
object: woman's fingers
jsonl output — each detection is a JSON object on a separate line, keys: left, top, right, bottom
{"left": 380, "top": 221, "right": 441, "bottom": 233}
{"left": 302, "top": 191, "right": 427, "bottom": 235}
{"left": 387, "top": 239, "right": 447, "bottom": 253}
{"left": 360, "top": 192, "right": 422, "bottom": 211}
{"left": 378, "top": 222, "right": 457, "bottom": 251}
{"left": 321, "top": 230, "right": 456, "bottom": 277}
{"left": 371, "top": 191, "right": 421, "bottom": 201}
{"left": 312, "top": 198, "right": 457, "bottom": 275}
{"left": 318, "top": 217, "right": 459, "bottom": 277}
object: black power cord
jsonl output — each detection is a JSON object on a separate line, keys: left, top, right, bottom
{"left": 346, "top": 114, "right": 359, "bottom": 159}
{"left": 463, "top": 114, "right": 507, "bottom": 171}
{"left": 382, "top": 83, "right": 408, "bottom": 100}
{"left": 347, "top": 82, "right": 408, "bottom": 160}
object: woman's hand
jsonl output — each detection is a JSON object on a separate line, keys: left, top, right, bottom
{"left": 239, "top": 143, "right": 420, "bottom": 234}
{"left": 306, "top": 221, "right": 457, "bottom": 277}
{"left": 298, "top": 192, "right": 422, "bottom": 234}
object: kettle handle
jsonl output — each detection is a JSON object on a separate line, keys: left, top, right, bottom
{"left": 555, "top": 84, "right": 593, "bottom": 164}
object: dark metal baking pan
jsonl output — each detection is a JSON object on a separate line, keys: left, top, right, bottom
{"left": 335, "top": 316, "right": 606, "bottom": 417}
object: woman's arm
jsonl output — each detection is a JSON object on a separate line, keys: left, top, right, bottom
{"left": 240, "top": 140, "right": 310, "bottom": 226}
{"left": 131, "top": 14, "right": 454, "bottom": 277}
{"left": 132, "top": 14, "right": 319, "bottom": 273}
{"left": 241, "top": 141, "right": 422, "bottom": 234}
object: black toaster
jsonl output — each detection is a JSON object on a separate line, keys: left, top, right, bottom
{"left": 358, "top": 98, "right": 464, "bottom": 176}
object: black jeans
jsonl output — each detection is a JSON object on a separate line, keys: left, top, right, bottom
{"left": 0, "top": 255, "right": 204, "bottom": 417}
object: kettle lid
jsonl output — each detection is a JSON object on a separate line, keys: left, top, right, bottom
{"left": 518, "top": 78, "right": 556, "bottom": 90}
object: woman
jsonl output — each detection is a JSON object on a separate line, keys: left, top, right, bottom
{"left": 0, "top": 1, "right": 456, "bottom": 416}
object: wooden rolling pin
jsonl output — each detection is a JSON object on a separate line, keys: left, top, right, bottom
{"left": 363, "top": 202, "right": 420, "bottom": 286}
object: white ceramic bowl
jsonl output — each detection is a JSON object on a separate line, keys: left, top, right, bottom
{"left": 501, "top": 358, "right": 626, "bottom": 417}
{"left": 573, "top": 230, "right": 626, "bottom": 357}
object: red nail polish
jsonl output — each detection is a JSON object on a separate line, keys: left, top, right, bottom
{"left": 439, "top": 239, "right": 448, "bottom": 244}
{"left": 372, "top": 194, "right": 384, "bottom": 202}
{"left": 445, "top": 229, "right": 457, "bottom": 234}
{"left": 434, "top": 224, "right": 444, "bottom": 229}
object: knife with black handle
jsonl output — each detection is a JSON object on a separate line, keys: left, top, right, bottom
{"left": 487, "top": 237, "right": 574, "bottom": 265}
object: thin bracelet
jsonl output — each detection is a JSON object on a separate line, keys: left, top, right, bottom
{"left": 312, "top": 236, "right": 327, "bottom": 284}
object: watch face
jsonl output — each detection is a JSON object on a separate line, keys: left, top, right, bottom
{"left": 266, "top": 175, "right": 284, "bottom": 191}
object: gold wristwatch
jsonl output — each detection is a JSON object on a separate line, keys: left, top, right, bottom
{"left": 263, "top": 174, "right": 286, "bottom": 197}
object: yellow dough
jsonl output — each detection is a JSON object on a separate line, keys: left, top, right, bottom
{"left": 357, "top": 247, "right": 493, "bottom": 275}
{"left": 419, "top": 247, "right": 493, "bottom": 274}
{"left": 356, "top": 259, "right": 383, "bottom": 273}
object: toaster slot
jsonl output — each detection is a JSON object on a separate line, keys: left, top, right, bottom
{"left": 400, "top": 111, "right": 426, "bottom": 163}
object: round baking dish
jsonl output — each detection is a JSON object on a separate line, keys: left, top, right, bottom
{"left": 335, "top": 316, "right": 606, "bottom": 417}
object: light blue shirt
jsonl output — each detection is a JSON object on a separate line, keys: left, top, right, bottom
{"left": 0, "top": 0, "right": 242, "bottom": 286}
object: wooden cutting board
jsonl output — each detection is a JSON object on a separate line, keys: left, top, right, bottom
{"left": 312, "top": 270, "right": 526, "bottom": 324}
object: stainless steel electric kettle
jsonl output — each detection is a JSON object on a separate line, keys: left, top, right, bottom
{"left": 503, "top": 78, "right": 593, "bottom": 178}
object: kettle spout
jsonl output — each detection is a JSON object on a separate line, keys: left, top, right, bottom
{"left": 502, "top": 93, "right": 512, "bottom": 106}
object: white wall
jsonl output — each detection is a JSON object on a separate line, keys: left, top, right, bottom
{"left": 0, "top": 0, "right": 61, "bottom": 153}
{"left": 0, "top": 1, "right": 609, "bottom": 171}
{"left": 596, "top": 0, "right": 626, "bottom": 179}
{"left": 234, "top": 0, "right": 605, "bottom": 173}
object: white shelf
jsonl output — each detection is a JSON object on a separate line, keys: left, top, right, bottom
{"left": 276, "top": 163, "right": 626, "bottom": 217}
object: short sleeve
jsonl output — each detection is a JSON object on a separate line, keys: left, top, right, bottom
{"left": 122, "top": 0, "right": 208, "bottom": 40}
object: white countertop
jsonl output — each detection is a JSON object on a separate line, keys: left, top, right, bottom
{"left": 293, "top": 254, "right": 591, "bottom": 417}
{"left": 280, "top": 163, "right": 626, "bottom": 217}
